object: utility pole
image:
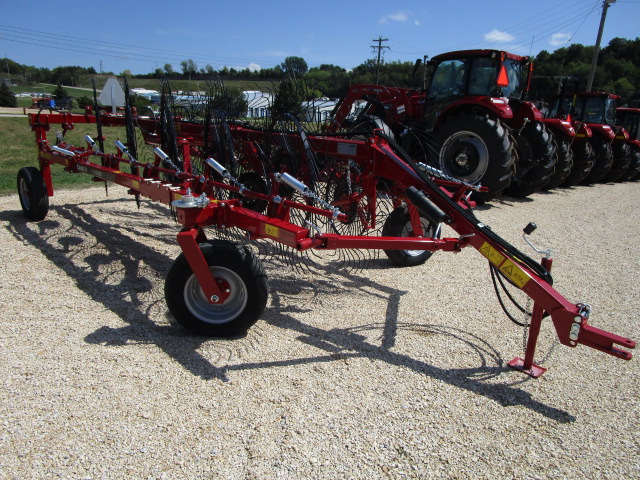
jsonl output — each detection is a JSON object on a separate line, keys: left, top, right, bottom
{"left": 371, "top": 37, "right": 390, "bottom": 85}
{"left": 586, "top": 0, "right": 615, "bottom": 92}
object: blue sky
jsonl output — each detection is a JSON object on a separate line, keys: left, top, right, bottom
{"left": 1, "top": 0, "right": 638, "bottom": 75}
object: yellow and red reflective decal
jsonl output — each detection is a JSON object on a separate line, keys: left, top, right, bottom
{"left": 499, "top": 259, "right": 531, "bottom": 288}
{"left": 479, "top": 241, "right": 505, "bottom": 267}
{"left": 265, "top": 224, "right": 280, "bottom": 239}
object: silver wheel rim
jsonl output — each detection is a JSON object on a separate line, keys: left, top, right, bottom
{"left": 183, "top": 266, "right": 248, "bottom": 324}
{"left": 402, "top": 218, "right": 438, "bottom": 257}
{"left": 439, "top": 130, "right": 489, "bottom": 184}
{"left": 18, "top": 176, "right": 30, "bottom": 210}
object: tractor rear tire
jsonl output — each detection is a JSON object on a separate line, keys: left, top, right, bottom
{"left": 17, "top": 167, "right": 49, "bottom": 221}
{"left": 582, "top": 136, "right": 613, "bottom": 184}
{"left": 506, "top": 121, "right": 556, "bottom": 197}
{"left": 544, "top": 136, "right": 573, "bottom": 190}
{"left": 603, "top": 142, "right": 631, "bottom": 182}
{"left": 165, "top": 240, "right": 268, "bottom": 337}
{"left": 620, "top": 144, "right": 640, "bottom": 181}
{"left": 562, "top": 141, "right": 595, "bottom": 186}
{"left": 434, "top": 112, "right": 515, "bottom": 203}
{"left": 382, "top": 205, "right": 440, "bottom": 267}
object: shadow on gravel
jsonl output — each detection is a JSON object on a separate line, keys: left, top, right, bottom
{"left": 1, "top": 199, "right": 575, "bottom": 423}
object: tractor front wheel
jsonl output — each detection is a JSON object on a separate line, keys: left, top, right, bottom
{"left": 17, "top": 167, "right": 49, "bottom": 221}
{"left": 563, "top": 141, "right": 595, "bottom": 186}
{"left": 620, "top": 144, "right": 640, "bottom": 181}
{"left": 603, "top": 142, "right": 631, "bottom": 182}
{"left": 582, "top": 136, "right": 613, "bottom": 184}
{"left": 544, "top": 136, "right": 573, "bottom": 190}
{"left": 435, "top": 112, "right": 515, "bottom": 203}
{"left": 506, "top": 121, "right": 556, "bottom": 197}
{"left": 165, "top": 240, "right": 268, "bottom": 337}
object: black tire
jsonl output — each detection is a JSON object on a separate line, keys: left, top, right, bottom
{"left": 17, "top": 167, "right": 49, "bottom": 221}
{"left": 382, "top": 205, "right": 440, "bottom": 267}
{"left": 165, "top": 240, "right": 268, "bottom": 336}
{"left": 435, "top": 112, "right": 515, "bottom": 203}
{"left": 603, "top": 142, "right": 631, "bottom": 182}
{"left": 506, "top": 121, "right": 556, "bottom": 197}
{"left": 582, "top": 135, "right": 613, "bottom": 184}
{"left": 562, "top": 141, "right": 595, "bottom": 186}
{"left": 543, "top": 136, "right": 573, "bottom": 190}
{"left": 620, "top": 144, "right": 640, "bottom": 181}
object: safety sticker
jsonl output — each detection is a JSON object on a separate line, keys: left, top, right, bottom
{"left": 479, "top": 242, "right": 505, "bottom": 267}
{"left": 265, "top": 224, "right": 280, "bottom": 239}
{"left": 499, "top": 259, "right": 530, "bottom": 288}
{"left": 131, "top": 180, "right": 139, "bottom": 190}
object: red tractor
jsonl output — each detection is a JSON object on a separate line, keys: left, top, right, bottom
{"left": 550, "top": 91, "right": 631, "bottom": 184}
{"left": 542, "top": 77, "right": 596, "bottom": 187}
{"left": 615, "top": 107, "right": 640, "bottom": 181}
{"left": 331, "top": 49, "right": 565, "bottom": 202}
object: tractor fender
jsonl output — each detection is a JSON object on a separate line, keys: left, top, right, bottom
{"left": 508, "top": 99, "right": 544, "bottom": 129}
{"left": 588, "top": 123, "right": 616, "bottom": 141}
{"left": 573, "top": 122, "right": 592, "bottom": 139}
{"left": 435, "top": 96, "right": 513, "bottom": 129}
{"left": 540, "top": 118, "right": 576, "bottom": 140}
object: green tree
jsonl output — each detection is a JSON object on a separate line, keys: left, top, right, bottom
{"left": 0, "top": 82, "right": 17, "bottom": 107}
{"left": 270, "top": 78, "right": 303, "bottom": 121}
{"left": 281, "top": 56, "right": 308, "bottom": 77}
{"left": 180, "top": 59, "right": 198, "bottom": 80}
{"left": 52, "top": 83, "right": 69, "bottom": 102}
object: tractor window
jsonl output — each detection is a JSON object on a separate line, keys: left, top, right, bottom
{"left": 618, "top": 112, "right": 639, "bottom": 138}
{"left": 604, "top": 97, "right": 617, "bottom": 125}
{"left": 501, "top": 59, "right": 527, "bottom": 99}
{"left": 579, "top": 97, "right": 605, "bottom": 123}
{"left": 469, "top": 57, "right": 497, "bottom": 96}
{"left": 427, "top": 59, "right": 468, "bottom": 101}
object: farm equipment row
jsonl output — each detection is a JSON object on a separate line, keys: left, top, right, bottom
{"left": 18, "top": 101, "right": 635, "bottom": 378}
{"left": 330, "top": 50, "right": 640, "bottom": 204}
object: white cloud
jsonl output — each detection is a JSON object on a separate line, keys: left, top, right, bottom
{"left": 484, "top": 29, "right": 515, "bottom": 43}
{"left": 550, "top": 32, "right": 572, "bottom": 47}
{"left": 248, "top": 62, "right": 261, "bottom": 72}
{"left": 380, "top": 11, "right": 409, "bottom": 23}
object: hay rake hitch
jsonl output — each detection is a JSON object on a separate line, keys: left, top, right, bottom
{"left": 19, "top": 103, "right": 635, "bottom": 378}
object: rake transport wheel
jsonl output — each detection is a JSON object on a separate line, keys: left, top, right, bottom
{"left": 582, "top": 136, "right": 613, "bottom": 184}
{"left": 544, "top": 136, "right": 574, "bottom": 190}
{"left": 603, "top": 142, "right": 631, "bottom": 182}
{"left": 17, "top": 167, "right": 49, "bottom": 221}
{"left": 382, "top": 205, "right": 440, "bottom": 267}
{"left": 506, "top": 121, "right": 556, "bottom": 197}
{"left": 563, "top": 141, "right": 595, "bottom": 186}
{"left": 435, "top": 112, "right": 515, "bottom": 203}
{"left": 165, "top": 240, "right": 268, "bottom": 337}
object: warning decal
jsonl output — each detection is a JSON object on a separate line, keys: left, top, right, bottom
{"left": 499, "top": 259, "right": 530, "bottom": 288}
{"left": 479, "top": 242, "right": 505, "bottom": 267}
{"left": 265, "top": 224, "right": 280, "bottom": 239}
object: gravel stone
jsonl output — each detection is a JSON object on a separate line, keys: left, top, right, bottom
{"left": 0, "top": 182, "right": 638, "bottom": 479}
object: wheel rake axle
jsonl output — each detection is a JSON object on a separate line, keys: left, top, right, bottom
{"left": 20, "top": 108, "right": 636, "bottom": 378}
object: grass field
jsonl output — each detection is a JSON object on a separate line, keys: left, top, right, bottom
{"left": 0, "top": 116, "right": 126, "bottom": 196}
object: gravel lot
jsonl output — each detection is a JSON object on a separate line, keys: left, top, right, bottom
{"left": 1, "top": 181, "right": 638, "bottom": 479}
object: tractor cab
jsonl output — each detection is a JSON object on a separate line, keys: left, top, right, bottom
{"left": 424, "top": 49, "right": 532, "bottom": 124}
{"left": 571, "top": 92, "right": 618, "bottom": 125}
{"left": 616, "top": 108, "right": 640, "bottom": 140}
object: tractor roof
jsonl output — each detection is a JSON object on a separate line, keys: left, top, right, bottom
{"left": 615, "top": 107, "right": 640, "bottom": 114}
{"left": 430, "top": 49, "right": 529, "bottom": 63}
